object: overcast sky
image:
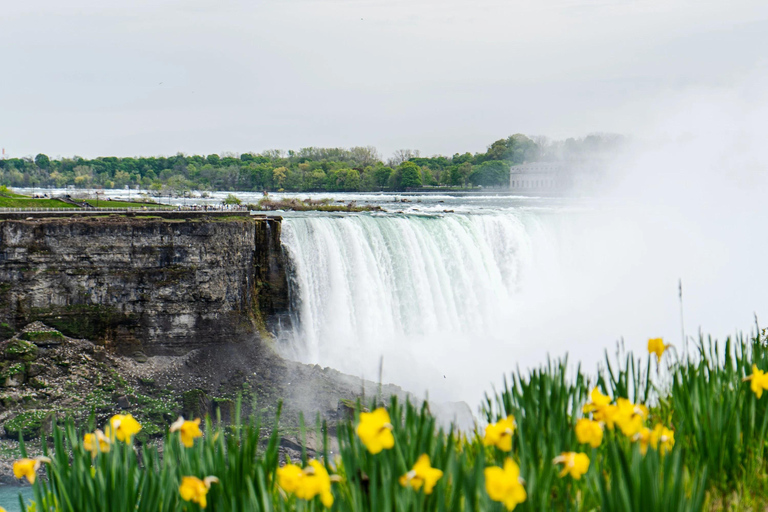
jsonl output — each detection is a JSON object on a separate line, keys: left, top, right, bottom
{"left": 2, "top": 0, "right": 767, "bottom": 159}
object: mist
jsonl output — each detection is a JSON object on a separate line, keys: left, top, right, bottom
{"left": 278, "top": 75, "right": 768, "bottom": 409}
{"left": 479, "top": 75, "right": 768, "bottom": 406}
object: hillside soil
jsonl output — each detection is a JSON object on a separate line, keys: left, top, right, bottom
{"left": 0, "top": 323, "right": 413, "bottom": 484}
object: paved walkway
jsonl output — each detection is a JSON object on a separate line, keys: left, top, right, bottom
{"left": 0, "top": 208, "right": 276, "bottom": 219}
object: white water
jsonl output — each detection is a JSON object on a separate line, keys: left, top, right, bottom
{"left": 278, "top": 210, "right": 562, "bottom": 403}
{"left": 277, "top": 187, "right": 768, "bottom": 407}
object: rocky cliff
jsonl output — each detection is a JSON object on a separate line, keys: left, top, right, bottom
{"left": 0, "top": 214, "right": 288, "bottom": 356}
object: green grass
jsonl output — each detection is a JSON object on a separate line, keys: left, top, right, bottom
{"left": 0, "top": 196, "right": 78, "bottom": 208}
{"left": 8, "top": 328, "right": 768, "bottom": 511}
{"left": 0, "top": 188, "right": 162, "bottom": 209}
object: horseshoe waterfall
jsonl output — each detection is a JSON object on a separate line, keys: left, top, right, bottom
{"left": 277, "top": 212, "right": 553, "bottom": 403}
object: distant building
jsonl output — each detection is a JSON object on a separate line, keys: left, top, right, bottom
{"left": 509, "top": 161, "right": 601, "bottom": 194}
{"left": 509, "top": 162, "right": 571, "bottom": 192}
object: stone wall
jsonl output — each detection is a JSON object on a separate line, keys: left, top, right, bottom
{"left": 0, "top": 215, "right": 288, "bottom": 356}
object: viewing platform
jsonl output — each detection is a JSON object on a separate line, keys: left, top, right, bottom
{"left": 0, "top": 208, "right": 278, "bottom": 220}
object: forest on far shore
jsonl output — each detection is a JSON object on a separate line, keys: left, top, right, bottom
{"left": 0, "top": 134, "right": 623, "bottom": 193}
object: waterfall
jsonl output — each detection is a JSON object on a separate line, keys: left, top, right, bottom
{"left": 278, "top": 212, "right": 547, "bottom": 401}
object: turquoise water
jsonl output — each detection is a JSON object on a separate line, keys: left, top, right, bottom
{"left": 0, "top": 486, "right": 33, "bottom": 512}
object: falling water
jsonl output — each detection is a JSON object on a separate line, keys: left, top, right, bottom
{"left": 277, "top": 211, "right": 552, "bottom": 401}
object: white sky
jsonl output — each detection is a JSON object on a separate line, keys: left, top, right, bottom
{"left": 1, "top": 0, "right": 767, "bottom": 159}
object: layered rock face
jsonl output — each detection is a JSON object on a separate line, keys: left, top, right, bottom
{"left": 0, "top": 215, "right": 287, "bottom": 355}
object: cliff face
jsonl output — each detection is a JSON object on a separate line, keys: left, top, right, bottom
{"left": 0, "top": 215, "right": 288, "bottom": 355}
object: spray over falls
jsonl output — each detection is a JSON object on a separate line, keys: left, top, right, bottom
{"left": 277, "top": 212, "right": 550, "bottom": 402}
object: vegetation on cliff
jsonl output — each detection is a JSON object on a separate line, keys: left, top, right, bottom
{"left": 4, "top": 327, "right": 768, "bottom": 511}
{"left": 252, "top": 198, "right": 382, "bottom": 213}
{"left": 0, "top": 134, "right": 623, "bottom": 194}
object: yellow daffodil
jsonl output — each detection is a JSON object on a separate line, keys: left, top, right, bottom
{"left": 484, "top": 458, "right": 527, "bottom": 511}
{"left": 83, "top": 429, "right": 111, "bottom": 457}
{"left": 633, "top": 427, "right": 652, "bottom": 455}
{"left": 179, "top": 475, "right": 218, "bottom": 509}
{"left": 107, "top": 414, "right": 142, "bottom": 443}
{"left": 483, "top": 415, "right": 516, "bottom": 452}
{"left": 744, "top": 365, "right": 768, "bottom": 399}
{"left": 277, "top": 463, "right": 305, "bottom": 493}
{"left": 356, "top": 408, "right": 395, "bottom": 454}
{"left": 553, "top": 452, "right": 590, "bottom": 480}
{"left": 650, "top": 424, "right": 675, "bottom": 455}
{"left": 582, "top": 387, "right": 621, "bottom": 428}
{"left": 1, "top": 506, "right": 6, "bottom": 512}
{"left": 596, "top": 404, "right": 620, "bottom": 430}
{"left": 170, "top": 416, "right": 203, "bottom": 448}
{"left": 399, "top": 454, "right": 444, "bottom": 494}
{"left": 574, "top": 418, "right": 603, "bottom": 448}
{"left": 582, "top": 387, "right": 611, "bottom": 415}
{"left": 648, "top": 338, "right": 668, "bottom": 362}
{"left": 614, "top": 398, "right": 649, "bottom": 438}
{"left": 13, "top": 456, "right": 51, "bottom": 484}
{"left": 295, "top": 460, "right": 335, "bottom": 508}
{"left": 277, "top": 460, "right": 339, "bottom": 508}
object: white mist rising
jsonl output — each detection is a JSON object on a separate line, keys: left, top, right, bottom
{"left": 509, "top": 77, "right": 768, "bottom": 401}
{"left": 277, "top": 78, "right": 768, "bottom": 408}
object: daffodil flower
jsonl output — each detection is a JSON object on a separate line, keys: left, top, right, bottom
{"left": 743, "top": 365, "right": 768, "bottom": 398}
{"left": 13, "top": 456, "right": 51, "bottom": 484}
{"left": 648, "top": 338, "right": 668, "bottom": 362}
{"left": 179, "top": 475, "right": 219, "bottom": 509}
{"left": 650, "top": 424, "right": 675, "bottom": 455}
{"left": 633, "top": 427, "right": 652, "bottom": 455}
{"left": 574, "top": 418, "right": 603, "bottom": 448}
{"left": 356, "top": 408, "right": 395, "bottom": 454}
{"left": 583, "top": 388, "right": 620, "bottom": 429}
{"left": 483, "top": 415, "right": 516, "bottom": 452}
{"left": 553, "top": 452, "right": 590, "bottom": 480}
{"left": 83, "top": 429, "right": 111, "bottom": 457}
{"left": 582, "top": 387, "right": 611, "bottom": 415}
{"left": 106, "top": 414, "right": 142, "bottom": 443}
{"left": 278, "top": 460, "right": 338, "bottom": 508}
{"left": 614, "top": 398, "right": 649, "bottom": 438}
{"left": 484, "top": 458, "right": 527, "bottom": 511}
{"left": 399, "top": 454, "right": 444, "bottom": 494}
{"left": 170, "top": 416, "right": 203, "bottom": 448}
{"left": 277, "top": 463, "right": 304, "bottom": 493}
{"left": 295, "top": 460, "right": 336, "bottom": 508}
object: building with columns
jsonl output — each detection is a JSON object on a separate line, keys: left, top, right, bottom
{"left": 509, "top": 161, "right": 601, "bottom": 194}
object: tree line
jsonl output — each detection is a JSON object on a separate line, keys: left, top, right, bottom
{"left": 0, "top": 134, "right": 622, "bottom": 193}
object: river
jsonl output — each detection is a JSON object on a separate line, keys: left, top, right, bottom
{"left": 0, "top": 486, "right": 33, "bottom": 512}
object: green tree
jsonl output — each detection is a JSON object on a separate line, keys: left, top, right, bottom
{"left": 342, "top": 169, "right": 361, "bottom": 191}
{"left": 398, "top": 161, "right": 422, "bottom": 190}
{"left": 306, "top": 169, "right": 327, "bottom": 190}
{"left": 373, "top": 165, "right": 393, "bottom": 189}
{"left": 34, "top": 153, "right": 51, "bottom": 169}
{"left": 272, "top": 167, "right": 287, "bottom": 189}
{"left": 469, "top": 160, "right": 509, "bottom": 187}
{"left": 224, "top": 193, "right": 242, "bottom": 205}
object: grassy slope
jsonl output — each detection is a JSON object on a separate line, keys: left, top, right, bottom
{"left": 0, "top": 193, "right": 163, "bottom": 209}
{"left": 0, "top": 196, "right": 78, "bottom": 208}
